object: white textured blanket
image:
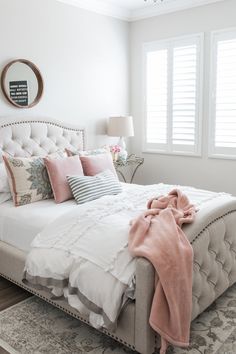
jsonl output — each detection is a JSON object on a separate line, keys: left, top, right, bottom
{"left": 23, "top": 183, "right": 231, "bottom": 329}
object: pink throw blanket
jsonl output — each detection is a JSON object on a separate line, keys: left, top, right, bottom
{"left": 128, "top": 189, "right": 196, "bottom": 354}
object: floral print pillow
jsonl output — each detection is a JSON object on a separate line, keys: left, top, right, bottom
{"left": 3, "top": 155, "right": 53, "bottom": 206}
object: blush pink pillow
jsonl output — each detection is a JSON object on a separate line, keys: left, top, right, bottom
{"left": 44, "top": 155, "right": 84, "bottom": 203}
{"left": 80, "top": 153, "right": 117, "bottom": 178}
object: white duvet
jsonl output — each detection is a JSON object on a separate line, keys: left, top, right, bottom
{"left": 23, "top": 183, "right": 230, "bottom": 330}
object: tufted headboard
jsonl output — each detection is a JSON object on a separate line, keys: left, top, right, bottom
{"left": 0, "top": 118, "right": 85, "bottom": 158}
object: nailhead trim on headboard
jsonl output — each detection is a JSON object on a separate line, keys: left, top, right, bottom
{"left": 0, "top": 119, "right": 85, "bottom": 155}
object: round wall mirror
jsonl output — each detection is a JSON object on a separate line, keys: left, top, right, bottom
{"left": 1, "top": 59, "right": 43, "bottom": 108}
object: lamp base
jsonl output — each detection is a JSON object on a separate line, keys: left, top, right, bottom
{"left": 118, "top": 136, "right": 126, "bottom": 151}
{"left": 117, "top": 137, "right": 128, "bottom": 161}
{"left": 118, "top": 149, "right": 128, "bottom": 162}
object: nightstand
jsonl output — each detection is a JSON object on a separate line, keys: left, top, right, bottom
{"left": 113, "top": 154, "right": 144, "bottom": 183}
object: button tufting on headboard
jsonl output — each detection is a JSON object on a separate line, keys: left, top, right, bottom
{"left": 0, "top": 119, "right": 85, "bottom": 158}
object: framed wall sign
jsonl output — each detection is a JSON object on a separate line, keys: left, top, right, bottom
{"left": 9, "top": 80, "right": 29, "bottom": 106}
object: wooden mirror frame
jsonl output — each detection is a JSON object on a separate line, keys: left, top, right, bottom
{"left": 0, "top": 59, "right": 44, "bottom": 109}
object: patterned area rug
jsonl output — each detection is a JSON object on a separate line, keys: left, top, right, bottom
{"left": 0, "top": 284, "right": 236, "bottom": 354}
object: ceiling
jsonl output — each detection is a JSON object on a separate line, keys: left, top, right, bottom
{"left": 104, "top": 0, "right": 162, "bottom": 10}
{"left": 57, "top": 0, "right": 226, "bottom": 21}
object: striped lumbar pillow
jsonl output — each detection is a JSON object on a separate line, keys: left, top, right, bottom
{"left": 67, "top": 170, "right": 122, "bottom": 204}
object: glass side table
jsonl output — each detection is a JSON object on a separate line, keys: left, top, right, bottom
{"left": 113, "top": 154, "right": 144, "bottom": 183}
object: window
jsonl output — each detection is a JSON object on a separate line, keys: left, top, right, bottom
{"left": 143, "top": 34, "right": 203, "bottom": 155}
{"left": 209, "top": 29, "right": 236, "bottom": 158}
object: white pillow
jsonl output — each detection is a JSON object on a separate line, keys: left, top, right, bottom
{"left": 0, "top": 163, "right": 10, "bottom": 193}
{"left": 0, "top": 192, "right": 11, "bottom": 204}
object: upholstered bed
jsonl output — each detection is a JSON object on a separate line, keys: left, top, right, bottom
{"left": 1, "top": 118, "right": 236, "bottom": 354}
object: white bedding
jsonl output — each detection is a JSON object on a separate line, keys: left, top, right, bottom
{"left": 0, "top": 183, "right": 133, "bottom": 252}
{"left": 1, "top": 181, "right": 222, "bottom": 251}
{"left": 0, "top": 199, "right": 79, "bottom": 252}
{"left": 23, "top": 183, "right": 233, "bottom": 330}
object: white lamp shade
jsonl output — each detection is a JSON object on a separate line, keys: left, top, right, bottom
{"left": 107, "top": 116, "right": 134, "bottom": 137}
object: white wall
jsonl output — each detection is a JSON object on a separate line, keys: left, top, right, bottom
{"left": 130, "top": 0, "right": 236, "bottom": 194}
{"left": 2, "top": 0, "right": 236, "bottom": 194}
{"left": 0, "top": 0, "right": 129, "bottom": 148}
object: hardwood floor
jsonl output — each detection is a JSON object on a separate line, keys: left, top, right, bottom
{"left": 0, "top": 277, "right": 31, "bottom": 311}
{"left": 0, "top": 347, "right": 10, "bottom": 354}
{"left": 0, "top": 276, "right": 32, "bottom": 354}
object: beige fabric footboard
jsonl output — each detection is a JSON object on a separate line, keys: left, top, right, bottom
{"left": 186, "top": 197, "right": 236, "bottom": 322}
{"left": 1, "top": 196, "right": 236, "bottom": 354}
{"left": 0, "top": 241, "right": 156, "bottom": 354}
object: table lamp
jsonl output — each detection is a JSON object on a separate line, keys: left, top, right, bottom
{"left": 107, "top": 116, "right": 134, "bottom": 151}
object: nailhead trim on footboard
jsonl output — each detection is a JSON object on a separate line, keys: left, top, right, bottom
{"left": 190, "top": 209, "right": 236, "bottom": 245}
{"left": 1, "top": 209, "right": 236, "bottom": 354}
{"left": 0, "top": 273, "right": 136, "bottom": 351}
{"left": 154, "top": 334, "right": 159, "bottom": 353}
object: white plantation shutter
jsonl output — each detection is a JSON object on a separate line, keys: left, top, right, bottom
{"left": 172, "top": 45, "right": 197, "bottom": 148}
{"left": 146, "top": 49, "right": 168, "bottom": 145}
{"left": 144, "top": 34, "right": 203, "bottom": 155}
{"left": 210, "top": 30, "right": 236, "bottom": 158}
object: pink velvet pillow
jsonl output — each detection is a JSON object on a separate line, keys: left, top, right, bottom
{"left": 44, "top": 155, "right": 84, "bottom": 203}
{"left": 80, "top": 153, "right": 117, "bottom": 177}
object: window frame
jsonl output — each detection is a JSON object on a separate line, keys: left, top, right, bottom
{"left": 142, "top": 33, "right": 204, "bottom": 157}
{"left": 209, "top": 27, "right": 236, "bottom": 160}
